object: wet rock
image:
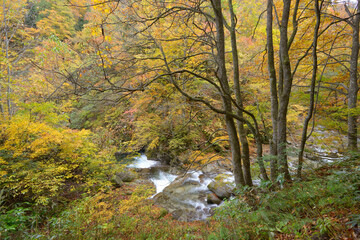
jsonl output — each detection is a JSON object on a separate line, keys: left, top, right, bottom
{"left": 167, "top": 166, "right": 184, "bottom": 175}
{"left": 206, "top": 193, "right": 222, "bottom": 205}
{"left": 153, "top": 172, "right": 214, "bottom": 221}
{"left": 154, "top": 165, "right": 171, "bottom": 172}
{"left": 133, "top": 166, "right": 167, "bottom": 178}
{"left": 115, "top": 169, "right": 137, "bottom": 182}
{"left": 133, "top": 167, "right": 154, "bottom": 177}
{"left": 147, "top": 152, "right": 173, "bottom": 165}
{"left": 208, "top": 181, "right": 232, "bottom": 200}
{"left": 207, "top": 173, "right": 234, "bottom": 200}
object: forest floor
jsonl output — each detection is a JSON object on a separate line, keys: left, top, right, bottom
{"left": 1, "top": 153, "right": 359, "bottom": 239}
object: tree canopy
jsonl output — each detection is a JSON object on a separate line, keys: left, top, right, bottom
{"left": 0, "top": 0, "right": 359, "bottom": 239}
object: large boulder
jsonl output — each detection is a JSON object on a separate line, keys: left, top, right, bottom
{"left": 111, "top": 174, "right": 124, "bottom": 188}
{"left": 153, "top": 172, "right": 214, "bottom": 221}
{"left": 111, "top": 169, "right": 137, "bottom": 187}
{"left": 116, "top": 169, "right": 137, "bottom": 182}
{"left": 206, "top": 193, "right": 222, "bottom": 205}
{"left": 201, "top": 159, "right": 232, "bottom": 176}
{"left": 207, "top": 173, "right": 234, "bottom": 200}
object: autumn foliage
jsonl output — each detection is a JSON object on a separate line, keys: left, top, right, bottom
{"left": 0, "top": 102, "right": 121, "bottom": 207}
{"left": 0, "top": 0, "right": 359, "bottom": 239}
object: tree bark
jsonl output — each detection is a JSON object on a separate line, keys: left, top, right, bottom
{"left": 211, "top": 0, "right": 245, "bottom": 186}
{"left": 297, "top": 0, "right": 321, "bottom": 179}
{"left": 347, "top": 0, "right": 360, "bottom": 151}
{"left": 228, "top": 0, "right": 253, "bottom": 186}
{"left": 266, "top": 0, "right": 278, "bottom": 182}
{"left": 277, "top": 0, "right": 292, "bottom": 182}
{"left": 3, "top": 1, "right": 11, "bottom": 117}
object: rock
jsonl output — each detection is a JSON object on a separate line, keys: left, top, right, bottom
{"left": 133, "top": 166, "right": 171, "bottom": 178}
{"left": 208, "top": 181, "right": 232, "bottom": 199}
{"left": 207, "top": 173, "right": 234, "bottom": 200}
{"left": 111, "top": 175, "right": 123, "bottom": 188}
{"left": 170, "top": 209, "right": 184, "bottom": 220}
{"left": 152, "top": 172, "right": 214, "bottom": 221}
{"left": 206, "top": 193, "right": 222, "bottom": 205}
{"left": 147, "top": 152, "right": 172, "bottom": 165}
{"left": 114, "top": 151, "right": 134, "bottom": 161}
{"left": 171, "top": 209, "right": 201, "bottom": 222}
{"left": 201, "top": 163, "right": 219, "bottom": 175}
{"left": 111, "top": 169, "right": 137, "bottom": 187}
{"left": 117, "top": 169, "right": 137, "bottom": 182}
{"left": 133, "top": 179, "right": 155, "bottom": 187}
{"left": 201, "top": 160, "right": 232, "bottom": 176}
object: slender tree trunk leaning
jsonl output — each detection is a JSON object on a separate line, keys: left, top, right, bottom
{"left": 228, "top": 0, "right": 252, "bottom": 186}
{"left": 297, "top": 0, "right": 321, "bottom": 179}
{"left": 347, "top": 0, "right": 360, "bottom": 151}
{"left": 211, "top": 0, "right": 245, "bottom": 186}
{"left": 266, "top": 0, "right": 279, "bottom": 182}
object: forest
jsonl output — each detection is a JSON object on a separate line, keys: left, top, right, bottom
{"left": 0, "top": 0, "right": 359, "bottom": 239}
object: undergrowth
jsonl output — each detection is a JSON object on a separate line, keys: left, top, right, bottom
{"left": 211, "top": 155, "right": 360, "bottom": 239}
{"left": 1, "top": 183, "right": 214, "bottom": 240}
{"left": 1, "top": 152, "right": 359, "bottom": 239}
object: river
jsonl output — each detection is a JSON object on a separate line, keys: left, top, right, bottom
{"left": 128, "top": 154, "right": 221, "bottom": 221}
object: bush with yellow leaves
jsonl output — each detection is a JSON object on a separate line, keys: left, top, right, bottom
{"left": 0, "top": 102, "right": 122, "bottom": 206}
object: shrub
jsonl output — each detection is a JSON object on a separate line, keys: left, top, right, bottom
{"left": 0, "top": 102, "right": 122, "bottom": 207}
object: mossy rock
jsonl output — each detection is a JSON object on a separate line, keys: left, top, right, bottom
{"left": 111, "top": 175, "right": 124, "bottom": 188}
{"left": 115, "top": 169, "right": 137, "bottom": 182}
{"left": 207, "top": 173, "right": 234, "bottom": 200}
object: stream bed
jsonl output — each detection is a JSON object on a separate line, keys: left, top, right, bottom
{"left": 126, "top": 130, "right": 347, "bottom": 222}
{"left": 127, "top": 154, "right": 222, "bottom": 221}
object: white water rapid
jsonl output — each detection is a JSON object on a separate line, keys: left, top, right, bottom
{"left": 127, "top": 154, "right": 158, "bottom": 168}
{"left": 128, "top": 154, "right": 218, "bottom": 221}
{"left": 151, "top": 171, "right": 178, "bottom": 194}
{"left": 128, "top": 154, "right": 178, "bottom": 194}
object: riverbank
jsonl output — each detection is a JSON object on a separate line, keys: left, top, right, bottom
{"left": 2, "top": 152, "right": 359, "bottom": 239}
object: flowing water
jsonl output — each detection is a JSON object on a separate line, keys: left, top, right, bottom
{"left": 127, "top": 154, "right": 158, "bottom": 168}
{"left": 128, "top": 154, "right": 218, "bottom": 221}
{"left": 127, "top": 137, "right": 343, "bottom": 221}
{"left": 150, "top": 171, "right": 178, "bottom": 194}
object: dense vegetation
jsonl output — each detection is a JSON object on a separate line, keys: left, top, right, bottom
{"left": 0, "top": 0, "right": 359, "bottom": 239}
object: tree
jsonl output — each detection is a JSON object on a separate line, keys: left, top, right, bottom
{"left": 297, "top": 0, "right": 322, "bottom": 178}
{"left": 346, "top": 0, "right": 360, "bottom": 151}
{"left": 63, "top": 0, "right": 270, "bottom": 186}
{"left": 266, "top": 0, "right": 279, "bottom": 182}
{"left": 266, "top": 0, "right": 300, "bottom": 182}
{"left": 0, "top": 0, "right": 28, "bottom": 117}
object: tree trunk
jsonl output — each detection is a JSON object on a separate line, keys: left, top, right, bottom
{"left": 211, "top": 0, "right": 245, "bottom": 186}
{"left": 348, "top": 0, "right": 360, "bottom": 151}
{"left": 297, "top": 0, "right": 321, "bottom": 179}
{"left": 277, "top": 0, "right": 292, "bottom": 182}
{"left": 228, "top": 0, "right": 252, "bottom": 186}
{"left": 3, "top": 1, "right": 11, "bottom": 117}
{"left": 266, "top": 0, "right": 279, "bottom": 182}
